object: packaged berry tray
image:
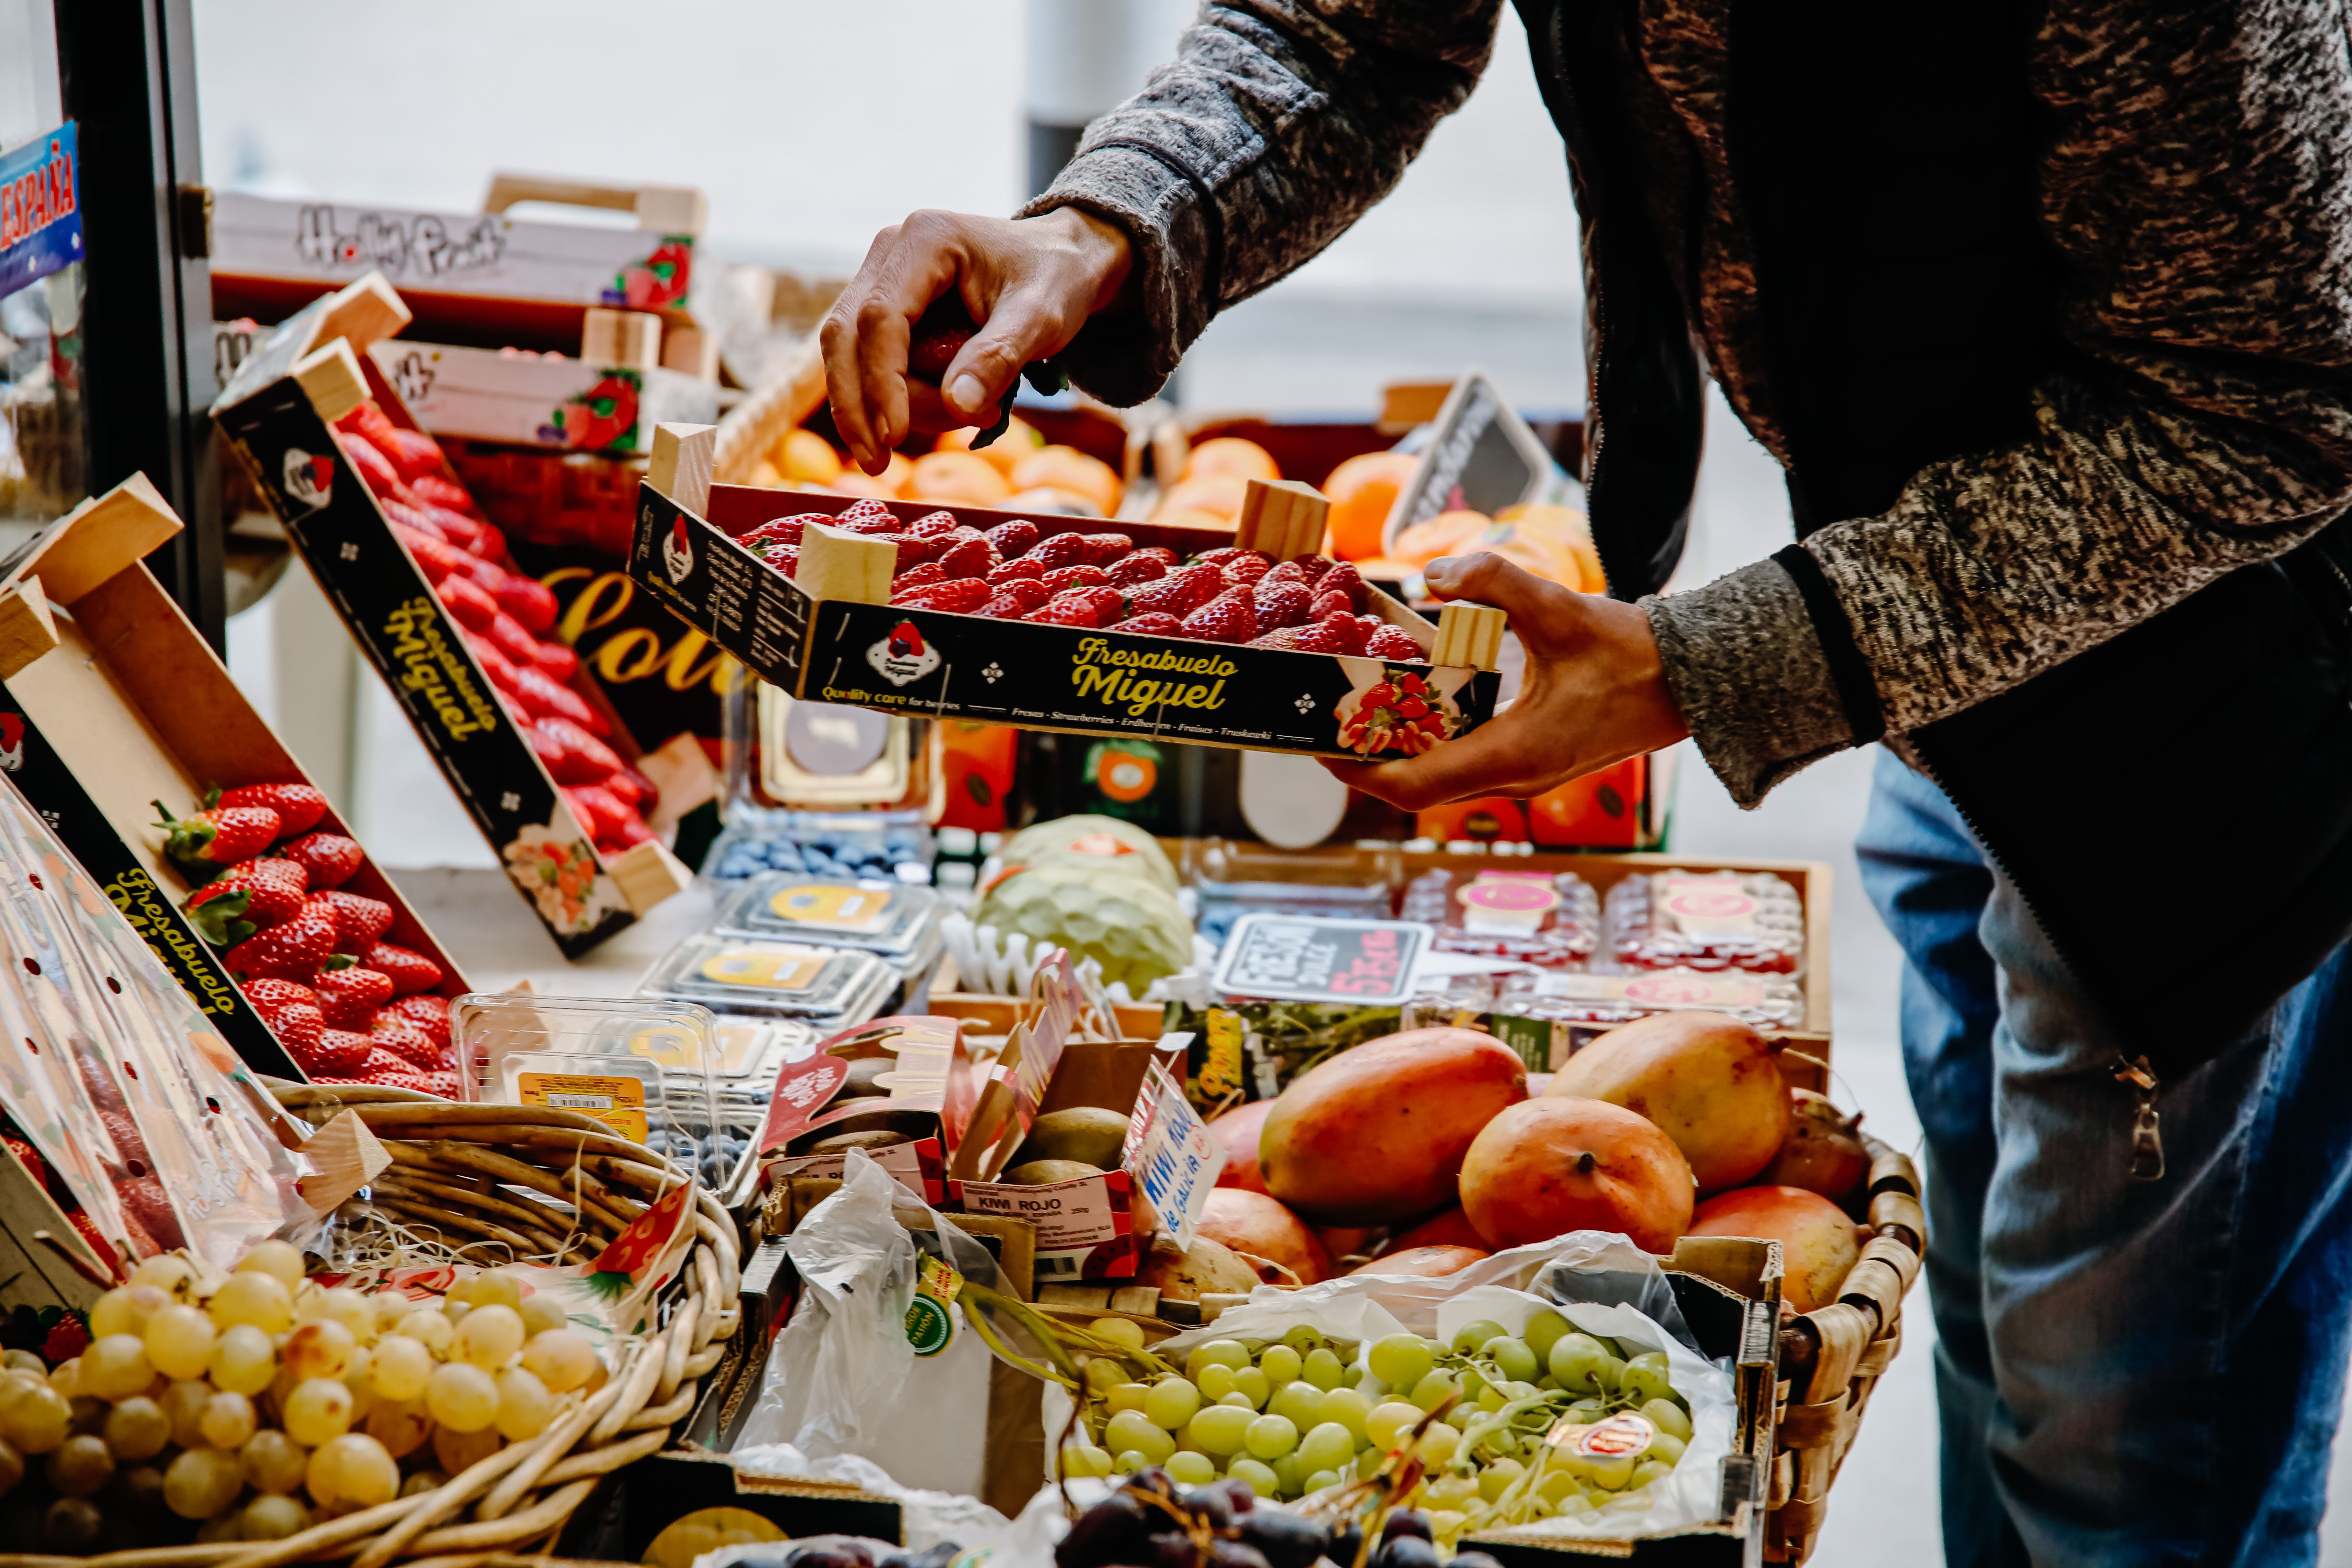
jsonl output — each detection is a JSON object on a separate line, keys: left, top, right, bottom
{"left": 713, "top": 872, "right": 946, "bottom": 973}
{"left": 637, "top": 934, "right": 897, "bottom": 1028}
{"left": 1605, "top": 869, "right": 1806, "bottom": 975}
{"left": 1398, "top": 866, "right": 1601, "bottom": 967}
{"left": 629, "top": 437, "right": 1509, "bottom": 763}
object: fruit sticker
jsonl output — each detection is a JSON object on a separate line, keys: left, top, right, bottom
{"left": 280, "top": 447, "right": 334, "bottom": 512}
{"left": 1658, "top": 873, "right": 1761, "bottom": 938}
{"left": 516, "top": 1071, "right": 649, "bottom": 1143}
{"left": 765, "top": 882, "right": 892, "bottom": 932}
{"left": 866, "top": 620, "right": 943, "bottom": 687}
{"left": 662, "top": 516, "right": 694, "bottom": 584}
{"left": 1458, "top": 872, "right": 1562, "bottom": 933}
{"left": 699, "top": 945, "right": 824, "bottom": 992}
{"left": 905, "top": 1252, "right": 961, "bottom": 1356}
{"left": 1334, "top": 666, "right": 1464, "bottom": 757}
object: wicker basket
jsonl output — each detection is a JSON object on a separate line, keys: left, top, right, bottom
{"left": 0, "top": 1083, "right": 744, "bottom": 1568}
{"left": 1767, "top": 1135, "right": 1925, "bottom": 1562}
{"left": 714, "top": 336, "right": 826, "bottom": 486}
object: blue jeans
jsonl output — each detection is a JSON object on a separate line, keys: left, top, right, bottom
{"left": 1855, "top": 747, "right": 2352, "bottom": 1568}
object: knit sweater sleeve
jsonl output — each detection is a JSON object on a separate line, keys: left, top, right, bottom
{"left": 1014, "top": 0, "right": 1504, "bottom": 406}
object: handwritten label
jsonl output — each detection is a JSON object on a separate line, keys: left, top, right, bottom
{"left": 1212, "top": 914, "right": 1430, "bottom": 1005}
{"left": 1126, "top": 1060, "right": 1220, "bottom": 1253}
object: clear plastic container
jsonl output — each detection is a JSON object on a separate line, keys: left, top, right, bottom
{"left": 1605, "top": 870, "right": 1804, "bottom": 974}
{"left": 638, "top": 934, "right": 897, "bottom": 1028}
{"left": 705, "top": 805, "right": 934, "bottom": 883}
{"left": 451, "top": 994, "right": 743, "bottom": 1188}
{"left": 1399, "top": 866, "right": 1601, "bottom": 967}
{"left": 1494, "top": 967, "right": 1807, "bottom": 1030}
{"left": 714, "top": 873, "right": 945, "bottom": 972}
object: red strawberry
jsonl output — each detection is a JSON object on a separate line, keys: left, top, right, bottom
{"left": 242, "top": 976, "right": 320, "bottom": 1021}
{"left": 292, "top": 1028, "right": 373, "bottom": 1079}
{"left": 311, "top": 890, "right": 393, "bottom": 951}
{"left": 466, "top": 633, "right": 523, "bottom": 693}
{"left": 486, "top": 610, "right": 542, "bottom": 670}
{"left": 1129, "top": 563, "right": 1224, "bottom": 620}
{"left": 1078, "top": 533, "right": 1133, "bottom": 567}
{"left": 260, "top": 997, "right": 326, "bottom": 1058}
{"left": 1260, "top": 559, "right": 1314, "bottom": 590}
{"left": 758, "top": 545, "right": 801, "bottom": 578}
{"left": 607, "top": 766, "right": 658, "bottom": 811}
{"left": 153, "top": 800, "right": 279, "bottom": 872}
{"left": 362, "top": 942, "right": 443, "bottom": 996}
{"left": 1108, "top": 550, "right": 1175, "bottom": 586}
{"left": 357, "top": 1047, "right": 429, "bottom": 1084}
{"left": 530, "top": 719, "right": 624, "bottom": 786}
{"left": 532, "top": 641, "right": 580, "bottom": 683}
{"left": 496, "top": 576, "right": 559, "bottom": 635}
{"left": 1108, "top": 612, "right": 1185, "bottom": 636}
{"left": 1249, "top": 621, "right": 1349, "bottom": 652}
{"left": 1029, "top": 532, "right": 1091, "bottom": 571}
{"left": 1254, "top": 581, "right": 1314, "bottom": 630}
{"left": 1367, "top": 624, "right": 1430, "bottom": 662}
{"left": 391, "top": 993, "right": 451, "bottom": 1034}
{"left": 740, "top": 516, "right": 808, "bottom": 548}
{"left": 1221, "top": 554, "right": 1274, "bottom": 589}
{"left": 1027, "top": 588, "right": 1126, "bottom": 628}
{"left": 1194, "top": 547, "right": 1253, "bottom": 566}
{"left": 215, "top": 783, "right": 328, "bottom": 837}
{"left": 391, "top": 522, "right": 466, "bottom": 582}
{"left": 908, "top": 296, "right": 978, "bottom": 379}
{"left": 1289, "top": 554, "right": 1335, "bottom": 585}
{"left": 878, "top": 533, "right": 941, "bottom": 567}
{"left": 311, "top": 959, "right": 394, "bottom": 1030}
{"left": 839, "top": 499, "right": 898, "bottom": 528}
{"left": 985, "top": 520, "right": 1040, "bottom": 558}
{"left": 908, "top": 510, "right": 963, "bottom": 539}
{"left": 891, "top": 562, "right": 948, "bottom": 594}
{"left": 223, "top": 905, "right": 335, "bottom": 980}
{"left": 893, "top": 579, "right": 992, "bottom": 612}
{"left": 1180, "top": 588, "right": 1258, "bottom": 644}
{"left": 977, "top": 583, "right": 1052, "bottom": 617}
{"left": 563, "top": 784, "right": 633, "bottom": 841}
{"left": 368, "top": 1011, "right": 445, "bottom": 1070}
{"left": 1322, "top": 611, "right": 1371, "bottom": 656}
{"left": 186, "top": 873, "right": 304, "bottom": 945}
{"left": 512, "top": 665, "right": 609, "bottom": 738}
{"left": 987, "top": 556, "right": 1047, "bottom": 587}
{"left": 1038, "top": 564, "right": 1110, "bottom": 594}
{"left": 435, "top": 573, "right": 500, "bottom": 632}
{"left": 410, "top": 474, "right": 478, "bottom": 517}
{"left": 42, "top": 1316, "right": 91, "bottom": 1364}
{"left": 1310, "top": 589, "right": 1353, "bottom": 621}
{"left": 278, "top": 832, "right": 365, "bottom": 890}
{"left": 936, "top": 536, "right": 998, "bottom": 580}
{"left": 1319, "top": 561, "right": 1368, "bottom": 611}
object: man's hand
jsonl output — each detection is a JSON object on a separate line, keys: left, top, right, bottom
{"left": 819, "top": 208, "right": 1134, "bottom": 475}
{"left": 1324, "top": 553, "right": 1690, "bottom": 808}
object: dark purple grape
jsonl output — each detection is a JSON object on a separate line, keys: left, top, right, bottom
{"left": 1059, "top": 1491, "right": 1153, "bottom": 1568}
{"left": 1236, "top": 1508, "right": 1329, "bottom": 1568}
{"left": 1219, "top": 1476, "right": 1258, "bottom": 1514}
{"left": 46, "top": 1497, "right": 103, "bottom": 1551}
{"left": 1450, "top": 1554, "right": 1505, "bottom": 1568}
{"left": 1371, "top": 1538, "right": 1439, "bottom": 1568}
{"left": 1381, "top": 1511, "right": 1432, "bottom": 1543}
{"left": 1178, "top": 1485, "right": 1233, "bottom": 1529}
{"left": 1325, "top": 1525, "right": 1364, "bottom": 1568}
{"left": 1151, "top": 1530, "right": 1201, "bottom": 1568}
{"left": 1128, "top": 1465, "right": 1174, "bottom": 1499}
{"left": 1206, "top": 1542, "right": 1270, "bottom": 1568}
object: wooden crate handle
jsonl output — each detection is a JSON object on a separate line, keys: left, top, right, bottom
{"left": 792, "top": 522, "right": 896, "bottom": 604}
{"left": 1432, "top": 601, "right": 1506, "bottom": 671}
{"left": 480, "top": 173, "right": 708, "bottom": 236}
{"left": 1234, "top": 477, "right": 1328, "bottom": 561}
{"left": 293, "top": 339, "right": 371, "bottom": 426}
{"left": 647, "top": 424, "right": 716, "bottom": 516}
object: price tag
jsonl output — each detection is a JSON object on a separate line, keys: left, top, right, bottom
{"left": 1212, "top": 914, "right": 1431, "bottom": 1005}
{"left": 1127, "top": 1061, "right": 1222, "bottom": 1253}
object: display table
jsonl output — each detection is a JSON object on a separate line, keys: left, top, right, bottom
{"left": 386, "top": 864, "right": 720, "bottom": 997}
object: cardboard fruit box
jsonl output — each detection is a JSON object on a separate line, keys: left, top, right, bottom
{"left": 0, "top": 475, "right": 468, "bottom": 1080}
{"left": 211, "top": 277, "right": 693, "bottom": 958}
{"left": 629, "top": 425, "right": 1509, "bottom": 763}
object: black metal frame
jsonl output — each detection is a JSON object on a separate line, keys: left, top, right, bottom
{"left": 54, "top": 0, "right": 222, "bottom": 648}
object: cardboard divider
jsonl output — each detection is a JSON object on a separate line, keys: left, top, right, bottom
{"left": 629, "top": 470, "right": 1506, "bottom": 763}
{"left": 212, "top": 275, "right": 693, "bottom": 956}
{"left": 0, "top": 476, "right": 472, "bottom": 1078}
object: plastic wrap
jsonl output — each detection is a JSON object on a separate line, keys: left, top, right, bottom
{"left": 1605, "top": 870, "right": 1803, "bottom": 975}
{"left": 1400, "top": 867, "right": 1600, "bottom": 968}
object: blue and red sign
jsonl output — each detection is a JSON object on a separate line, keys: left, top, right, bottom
{"left": 0, "top": 122, "right": 80, "bottom": 301}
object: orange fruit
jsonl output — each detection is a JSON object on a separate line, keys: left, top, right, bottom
{"left": 827, "top": 471, "right": 899, "bottom": 500}
{"left": 1322, "top": 450, "right": 1418, "bottom": 561}
{"left": 1497, "top": 503, "right": 1605, "bottom": 593}
{"left": 1154, "top": 474, "right": 1249, "bottom": 522}
{"left": 907, "top": 450, "right": 1011, "bottom": 506}
{"left": 1150, "top": 507, "right": 1238, "bottom": 534}
{"left": 936, "top": 418, "right": 1043, "bottom": 478}
{"left": 746, "top": 459, "right": 787, "bottom": 490}
{"left": 875, "top": 451, "right": 913, "bottom": 496}
{"left": 1180, "top": 436, "right": 1280, "bottom": 484}
{"left": 772, "top": 428, "right": 842, "bottom": 485}
{"left": 1010, "top": 445, "right": 1122, "bottom": 516}
{"left": 1393, "top": 509, "right": 1492, "bottom": 568}
{"left": 1003, "top": 486, "right": 1104, "bottom": 518}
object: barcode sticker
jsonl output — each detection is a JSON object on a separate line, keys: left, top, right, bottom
{"left": 516, "top": 1072, "right": 648, "bottom": 1142}
{"left": 1034, "top": 1252, "right": 1083, "bottom": 1276}
{"left": 546, "top": 1093, "right": 612, "bottom": 1110}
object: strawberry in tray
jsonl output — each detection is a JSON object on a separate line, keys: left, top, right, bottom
{"left": 213, "top": 783, "right": 328, "bottom": 837}
{"left": 152, "top": 798, "right": 278, "bottom": 876}
{"left": 277, "top": 830, "right": 364, "bottom": 890}
{"left": 312, "top": 957, "right": 395, "bottom": 1031}
{"left": 183, "top": 857, "right": 308, "bottom": 944}
{"left": 222, "top": 902, "right": 336, "bottom": 981}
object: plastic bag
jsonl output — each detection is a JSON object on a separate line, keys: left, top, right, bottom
{"left": 1039, "top": 1233, "right": 1735, "bottom": 1545}
{"left": 732, "top": 1149, "right": 1011, "bottom": 1502}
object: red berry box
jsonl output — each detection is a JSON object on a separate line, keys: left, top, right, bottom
{"left": 629, "top": 430, "right": 1506, "bottom": 763}
{"left": 212, "top": 276, "right": 695, "bottom": 959}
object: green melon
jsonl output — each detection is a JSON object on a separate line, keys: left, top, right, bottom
{"left": 973, "top": 863, "right": 1194, "bottom": 993}
{"left": 1000, "top": 814, "right": 1179, "bottom": 893}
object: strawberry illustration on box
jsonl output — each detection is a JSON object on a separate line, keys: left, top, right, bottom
{"left": 629, "top": 432, "right": 1509, "bottom": 763}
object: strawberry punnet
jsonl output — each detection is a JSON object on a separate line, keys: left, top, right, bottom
{"left": 311, "top": 958, "right": 394, "bottom": 1031}
{"left": 214, "top": 783, "right": 328, "bottom": 837}
{"left": 277, "top": 831, "right": 365, "bottom": 890}
{"left": 363, "top": 941, "right": 444, "bottom": 996}
{"left": 153, "top": 799, "right": 279, "bottom": 873}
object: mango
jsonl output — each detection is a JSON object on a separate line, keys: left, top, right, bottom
{"left": 1460, "top": 1097, "right": 1695, "bottom": 1254}
{"left": 1755, "top": 1090, "right": 1869, "bottom": 1202}
{"left": 1687, "top": 1185, "right": 1861, "bottom": 1311}
{"left": 1382, "top": 1206, "right": 1492, "bottom": 1255}
{"left": 1547, "top": 1011, "right": 1790, "bottom": 1191}
{"left": 1198, "top": 1190, "right": 1332, "bottom": 1284}
{"left": 1350, "top": 1245, "right": 1489, "bottom": 1279}
{"left": 1260, "top": 1028, "right": 1528, "bottom": 1224}
{"left": 1134, "top": 1234, "right": 1266, "bottom": 1302}
{"left": 1208, "top": 1100, "right": 1274, "bottom": 1195}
